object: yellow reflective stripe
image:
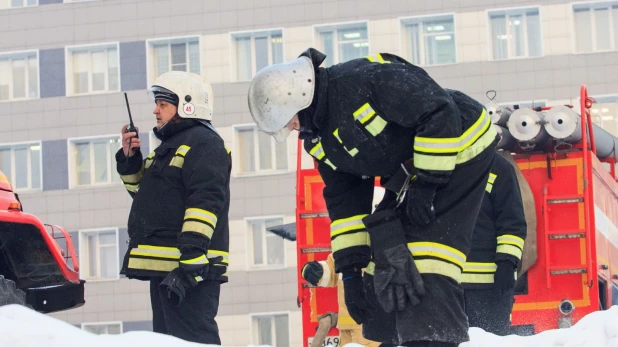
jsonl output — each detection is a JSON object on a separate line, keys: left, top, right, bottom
{"left": 130, "top": 245, "right": 181, "bottom": 259}
{"left": 225, "top": 146, "right": 231, "bottom": 154}
{"left": 459, "top": 108, "right": 490, "bottom": 150}
{"left": 324, "top": 159, "right": 337, "bottom": 170}
{"left": 456, "top": 118, "right": 497, "bottom": 164}
{"left": 488, "top": 173, "right": 497, "bottom": 184}
{"left": 365, "top": 53, "right": 391, "bottom": 64}
{"left": 180, "top": 254, "right": 209, "bottom": 265}
{"left": 497, "top": 244, "right": 523, "bottom": 260}
{"left": 333, "top": 129, "right": 359, "bottom": 157}
{"left": 331, "top": 232, "right": 370, "bottom": 252}
{"left": 309, "top": 142, "right": 325, "bottom": 160}
{"left": 461, "top": 273, "right": 494, "bottom": 284}
{"left": 415, "top": 259, "right": 462, "bottom": 283}
{"left": 175, "top": 145, "right": 191, "bottom": 157}
{"left": 120, "top": 167, "right": 144, "bottom": 184}
{"left": 170, "top": 156, "right": 184, "bottom": 168}
{"left": 486, "top": 183, "right": 493, "bottom": 193}
{"left": 463, "top": 262, "right": 497, "bottom": 273}
{"left": 365, "top": 261, "right": 375, "bottom": 276}
{"left": 331, "top": 215, "right": 368, "bottom": 238}
{"left": 125, "top": 183, "right": 139, "bottom": 193}
{"left": 208, "top": 250, "right": 229, "bottom": 264}
{"left": 185, "top": 208, "right": 217, "bottom": 227}
{"left": 408, "top": 242, "right": 466, "bottom": 268}
{"left": 182, "top": 221, "right": 214, "bottom": 238}
{"left": 498, "top": 235, "right": 525, "bottom": 249}
{"left": 365, "top": 116, "right": 387, "bottom": 136}
{"left": 414, "top": 153, "right": 457, "bottom": 171}
{"left": 128, "top": 258, "right": 178, "bottom": 272}
{"left": 353, "top": 103, "right": 376, "bottom": 124}
{"left": 414, "top": 109, "right": 491, "bottom": 154}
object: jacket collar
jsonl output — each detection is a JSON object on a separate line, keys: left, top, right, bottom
{"left": 298, "top": 67, "right": 329, "bottom": 137}
{"left": 153, "top": 117, "right": 201, "bottom": 142}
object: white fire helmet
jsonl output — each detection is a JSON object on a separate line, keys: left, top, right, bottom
{"left": 147, "top": 71, "right": 214, "bottom": 121}
{"left": 247, "top": 56, "right": 315, "bottom": 142}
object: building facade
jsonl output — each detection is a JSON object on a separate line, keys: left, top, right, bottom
{"left": 1, "top": 0, "right": 617, "bottom": 345}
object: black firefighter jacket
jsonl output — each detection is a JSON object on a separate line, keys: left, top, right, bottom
{"left": 462, "top": 153, "right": 527, "bottom": 289}
{"left": 116, "top": 119, "right": 231, "bottom": 282}
{"left": 301, "top": 52, "right": 498, "bottom": 273}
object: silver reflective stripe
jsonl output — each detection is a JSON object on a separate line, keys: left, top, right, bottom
{"left": 185, "top": 209, "right": 217, "bottom": 226}
{"left": 463, "top": 263, "right": 497, "bottom": 272}
{"left": 130, "top": 248, "right": 181, "bottom": 258}
{"left": 354, "top": 105, "right": 374, "bottom": 122}
{"left": 459, "top": 110, "right": 490, "bottom": 149}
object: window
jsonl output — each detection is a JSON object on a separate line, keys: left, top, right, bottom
{"left": 573, "top": 2, "right": 618, "bottom": 53}
{"left": 232, "top": 29, "right": 284, "bottom": 81}
{"left": 0, "top": 142, "right": 41, "bottom": 191}
{"left": 82, "top": 322, "right": 122, "bottom": 335}
{"left": 251, "top": 314, "right": 289, "bottom": 347}
{"left": 79, "top": 228, "right": 119, "bottom": 281}
{"left": 590, "top": 96, "right": 618, "bottom": 137}
{"left": 401, "top": 14, "right": 456, "bottom": 66}
{"left": 69, "top": 136, "right": 122, "bottom": 187}
{"left": 65, "top": 43, "right": 119, "bottom": 96}
{"left": 247, "top": 217, "right": 285, "bottom": 267}
{"left": 1, "top": 0, "right": 37, "bottom": 9}
{"left": 234, "top": 125, "right": 288, "bottom": 175}
{"left": 488, "top": 7, "right": 542, "bottom": 60}
{"left": 0, "top": 51, "right": 39, "bottom": 102}
{"left": 314, "top": 22, "right": 369, "bottom": 67}
{"left": 147, "top": 36, "right": 200, "bottom": 84}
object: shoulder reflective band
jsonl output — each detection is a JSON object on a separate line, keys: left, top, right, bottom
{"left": 352, "top": 103, "right": 387, "bottom": 137}
{"left": 170, "top": 145, "right": 191, "bottom": 168}
{"left": 365, "top": 53, "right": 391, "bottom": 64}
{"left": 486, "top": 172, "right": 497, "bottom": 193}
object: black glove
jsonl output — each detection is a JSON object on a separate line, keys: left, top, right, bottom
{"left": 406, "top": 178, "right": 438, "bottom": 226}
{"left": 342, "top": 269, "right": 372, "bottom": 325}
{"left": 178, "top": 249, "right": 210, "bottom": 286}
{"left": 494, "top": 261, "right": 516, "bottom": 293}
{"left": 160, "top": 268, "right": 195, "bottom": 306}
{"left": 301, "top": 261, "right": 324, "bottom": 286}
{"left": 364, "top": 209, "right": 426, "bottom": 313}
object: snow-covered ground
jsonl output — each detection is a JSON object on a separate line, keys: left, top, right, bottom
{"left": 0, "top": 304, "right": 617, "bottom": 347}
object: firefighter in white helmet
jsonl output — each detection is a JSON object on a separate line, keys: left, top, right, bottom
{"left": 248, "top": 49, "right": 499, "bottom": 347}
{"left": 116, "top": 71, "right": 231, "bottom": 344}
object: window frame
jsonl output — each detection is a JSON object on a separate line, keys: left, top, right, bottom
{"left": 249, "top": 311, "right": 291, "bottom": 347}
{"left": 145, "top": 35, "right": 202, "bottom": 87}
{"left": 485, "top": 6, "right": 544, "bottom": 61}
{"left": 81, "top": 321, "right": 123, "bottom": 334}
{"left": 78, "top": 227, "right": 120, "bottom": 282}
{"left": 1, "top": 0, "right": 38, "bottom": 10}
{"left": 571, "top": 1, "right": 618, "bottom": 54}
{"left": 312, "top": 20, "right": 370, "bottom": 67}
{"left": 244, "top": 215, "right": 287, "bottom": 270}
{"left": 0, "top": 140, "right": 43, "bottom": 192}
{"left": 64, "top": 42, "right": 121, "bottom": 97}
{"left": 398, "top": 13, "right": 458, "bottom": 67}
{"left": 66, "top": 134, "right": 123, "bottom": 189}
{"left": 231, "top": 124, "right": 290, "bottom": 178}
{"left": 229, "top": 28, "right": 285, "bottom": 82}
{"left": 0, "top": 49, "right": 40, "bottom": 102}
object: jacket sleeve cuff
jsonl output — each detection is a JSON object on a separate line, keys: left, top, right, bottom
{"left": 116, "top": 148, "right": 143, "bottom": 175}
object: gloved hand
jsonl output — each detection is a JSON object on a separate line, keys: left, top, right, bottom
{"left": 342, "top": 269, "right": 373, "bottom": 325}
{"left": 364, "top": 209, "right": 426, "bottom": 313}
{"left": 406, "top": 178, "right": 438, "bottom": 226}
{"left": 179, "top": 249, "right": 210, "bottom": 286}
{"left": 494, "top": 261, "right": 516, "bottom": 293}
{"left": 301, "top": 261, "right": 324, "bottom": 286}
{"left": 160, "top": 268, "right": 195, "bottom": 306}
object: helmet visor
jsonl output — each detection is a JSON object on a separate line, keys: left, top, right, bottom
{"left": 147, "top": 86, "right": 178, "bottom": 105}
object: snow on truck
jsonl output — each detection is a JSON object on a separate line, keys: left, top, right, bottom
{"left": 292, "top": 84, "right": 618, "bottom": 346}
{"left": 0, "top": 170, "right": 84, "bottom": 313}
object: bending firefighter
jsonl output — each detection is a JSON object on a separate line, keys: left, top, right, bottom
{"left": 116, "top": 71, "right": 231, "bottom": 344}
{"left": 302, "top": 254, "right": 381, "bottom": 347}
{"left": 462, "top": 152, "right": 527, "bottom": 335}
{"left": 247, "top": 48, "right": 499, "bottom": 346}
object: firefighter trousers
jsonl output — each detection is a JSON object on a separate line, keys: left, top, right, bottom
{"left": 464, "top": 287, "right": 515, "bottom": 336}
{"left": 149, "top": 277, "right": 222, "bottom": 344}
{"left": 372, "top": 139, "right": 498, "bottom": 345}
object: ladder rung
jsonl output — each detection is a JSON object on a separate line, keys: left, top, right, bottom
{"left": 549, "top": 267, "right": 587, "bottom": 275}
{"left": 548, "top": 231, "right": 587, "bottom": 239}
{"left": 300, "top": 247, "right": 331, "bottom": 254}
{"left": 299, "top": 212, "right": 329, "bottom": 219}
{"left": 546, "top": 195, "right": 584, "bottom": 204}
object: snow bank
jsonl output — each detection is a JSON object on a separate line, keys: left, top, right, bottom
{"left": 0, "top": 304, "right": 617, "bottom": 347}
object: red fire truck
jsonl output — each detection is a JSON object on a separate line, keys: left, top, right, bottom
{"left": 294, "top": 85, "right": 618, "bottom": 345}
